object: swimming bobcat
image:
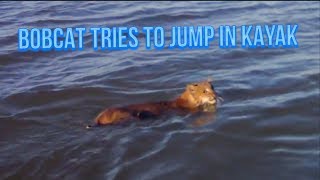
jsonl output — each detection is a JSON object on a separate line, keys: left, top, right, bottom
{"left": 88, "top": 80, "right": 218, "bottom": 127}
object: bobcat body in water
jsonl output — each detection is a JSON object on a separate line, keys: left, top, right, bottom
{"left": 87, "top": 80, "right": 220, "bottom": 128}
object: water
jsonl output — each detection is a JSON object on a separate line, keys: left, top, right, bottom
{"left": 0, "top": 1, "right": 319, "bottom": 180}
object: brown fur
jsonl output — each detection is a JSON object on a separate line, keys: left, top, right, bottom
{"left": 93, "top": 80, "right": 217, "bottom": 126}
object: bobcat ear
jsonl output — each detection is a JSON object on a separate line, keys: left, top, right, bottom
{"left": 187, "top": 84, "right": 196, "bottom": 91}
{"left": 207, "top": 77, "right": 213, "bottom": 83}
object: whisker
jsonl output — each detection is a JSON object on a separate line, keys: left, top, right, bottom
{"left": 216, "top": 96, "right": 224, "bottom": 105}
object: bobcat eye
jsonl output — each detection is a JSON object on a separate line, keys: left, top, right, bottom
{"left": 203, "top": 90, "right": 207, "bottom": 93}
{"left": 193, "top": 84, "right": 198, "bottom": 86}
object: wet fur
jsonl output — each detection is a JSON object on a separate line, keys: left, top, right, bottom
{"left": 90, "top": 81, "right": 218, "bottom": 127}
